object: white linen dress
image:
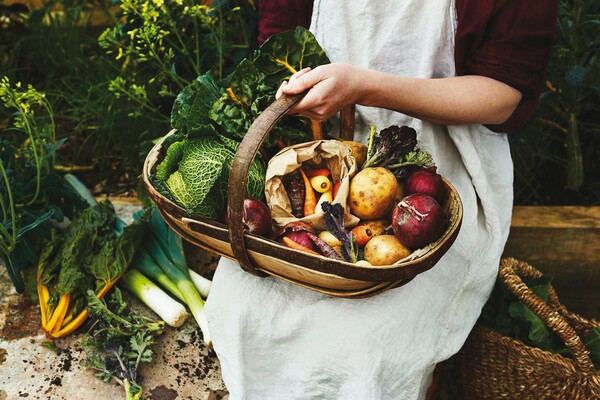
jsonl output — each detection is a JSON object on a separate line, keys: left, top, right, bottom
{"left": 204, "top": 0, "right": 514, "bottom": 398}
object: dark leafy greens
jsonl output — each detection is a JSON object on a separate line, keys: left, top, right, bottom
{"left": 37, "top": 201, "right": 147, "bottom": 338}
{"left": 362, "top": 125, "right": 434, "bottom": 179}
{"left": 321, "top": 202, "right": 358, "bottom": 263}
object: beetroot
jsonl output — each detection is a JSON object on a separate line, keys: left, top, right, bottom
{"left": 404, "top": 167, "right": 447, "bottom": 205}
{"left": 392, "top": 194, "right": 445, "bottom": 249}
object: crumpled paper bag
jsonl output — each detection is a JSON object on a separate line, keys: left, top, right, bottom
{"left": 265, "top": 139, "right": 360, "bottom": 230}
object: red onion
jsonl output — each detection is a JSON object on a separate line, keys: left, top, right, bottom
{"left": 404, "top": 167, "right": 447, "bottom": 205}
{"left": 277, "top": 221, "right": 320, "bottom": 252}
{"left": 392, "top": 194, "right": 445, "bottom": 249}
{"left": 242, "top": 198, "right": 273, "bottom": 237}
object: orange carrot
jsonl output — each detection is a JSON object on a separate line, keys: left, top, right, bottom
{"left": 299, "top": 168, "right": 317, "bottom": 216}
{"left": 282, "top": 237, "right": 322, "bottom": 255}
{"left": 332, "top": 181, "right": 342, "bottom": 199}
{"left": 351, "top": 225, "right": 374, "bottom": 247}
{"left": 305, "top": 168, "right": 330, "bottom": 178}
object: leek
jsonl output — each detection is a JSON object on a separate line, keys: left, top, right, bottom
{"left": 142, "top": 233, "right": 211, "bottom": 345}
{"left": 189, "top": 268, "right": 212, "bottom": 299}
{"left": 119, "top": 270, "right": 188, "bottom": 327}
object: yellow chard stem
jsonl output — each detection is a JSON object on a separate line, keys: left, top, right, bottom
{"left": 44, "top": 293, "right": 70, "bottom": 333}
{"left": 38, "top": 283, "right": 50, "bottom": 328}
{"left": 51, "top": 310, "right": 88, "bottom": 338}
{"left": 51, "top": 277, "right": 123, "bottom": 338}
{"left": 275, "top": 58, "right": 298, "bottom": 75}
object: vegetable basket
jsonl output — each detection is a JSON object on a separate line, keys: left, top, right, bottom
{"left": 456, "top": 258, "right": 600, "bottom": 399}
{"left": 143, "top": 93, "right": 463, "bottom": 298}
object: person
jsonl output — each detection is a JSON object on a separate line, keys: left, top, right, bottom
{"left": 204, "top": 1, "right": 559, "bottom": 399}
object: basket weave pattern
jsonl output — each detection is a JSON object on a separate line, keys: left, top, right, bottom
{"left": 457, "top": 258, "right": 600, "bottom": 399}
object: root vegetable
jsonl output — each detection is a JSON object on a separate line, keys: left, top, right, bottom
{"left": 404, "top": 167, "right": 446, "bottom": 205}
{"left": 364, "top": 235, "right": 411, "bottom": 266}
{"left": 342, "top": 140, "right": 368, "bottom": 167}
{"left": 356, "top": 219, "right": 389, "bottom": 237}
{"left": 349, "top": 167, "right": 398, "bottom": 219}
{"left": 392, "top": 194, "right": 445, "bottom": 249}
{"left": 310, "top": 175, "right": 332, "bottom": 193}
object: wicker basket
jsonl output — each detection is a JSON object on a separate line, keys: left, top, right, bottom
{"left": 143, "top": 93, "right": 463, "bottom": 298}
{"left": 456, "top": 258, "right": 600, "bottom": 399}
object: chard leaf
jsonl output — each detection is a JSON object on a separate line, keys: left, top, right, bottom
{"left": 253, "top": 27, "right": 331, "bottom": 87}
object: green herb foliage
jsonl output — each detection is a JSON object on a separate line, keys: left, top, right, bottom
{"left": 480, "top": 273, "right": 600, "bottom": 368}
{"left": 1, "top": 78, "right": 86, "bottom": 292}
{"left": 81, "top": 288, "right": 165, "bottom": 400}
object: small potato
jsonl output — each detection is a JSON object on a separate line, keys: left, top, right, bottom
{"left": 318, "top": 230, "right": 342, "bottom": 247}
{"left": 355, "top": 260, "right": 373, "bottom": 267}
{"left": 356, "top": 218, "right": 390, "bottom": 237}
{"left": 364, "top": 235, "right": 411, "bottom": 266}
{"left": 342, "top": 141, "right": 368, "bottom": 167}
{"left": 349, "top": 167, "right": 399, "bottom": 220}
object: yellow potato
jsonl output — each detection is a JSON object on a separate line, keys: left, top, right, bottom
{"left": 356, "top": 218, "right": 390, "bottom": 237}
{"left": 349, "top": 167, "right": 399, "bottom": 219}
{"left": 364, "top": 235, "right": 411, "bottom": 266}
{"left": 342, "top": 140, "right": 368, "bottom": 167}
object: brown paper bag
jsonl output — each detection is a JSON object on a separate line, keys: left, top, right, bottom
{"left": 265, "top": 140, "right": 360, "bottom": 231}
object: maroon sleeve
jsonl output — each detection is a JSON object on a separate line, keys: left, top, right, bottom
{"left": 455, "top": 0, "right": 559, "bottom": 133}
{"left": 258, "top": 0, "right": 314, "bottom": 45}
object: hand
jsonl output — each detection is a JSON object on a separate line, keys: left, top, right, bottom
{"left": 276, "top": 63, "right": 364, "bottom": 122}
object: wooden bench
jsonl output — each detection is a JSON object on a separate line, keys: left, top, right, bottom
{"left": 503, "top": 206, "right": 600, "bottom": 319}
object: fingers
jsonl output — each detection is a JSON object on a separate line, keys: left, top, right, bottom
{"left": 275, "top": 67, "right": 314, "bottom": 98}
{"left": 282, "top": 67, "right": 322, "bottom": 94}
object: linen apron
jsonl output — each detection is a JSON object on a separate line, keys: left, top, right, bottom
{"left": 205, "top": 0, "right": 514, "bottom": 398}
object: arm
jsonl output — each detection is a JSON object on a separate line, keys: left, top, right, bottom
{"left": 279, "top": 63, "right": 522, "bottom": 126}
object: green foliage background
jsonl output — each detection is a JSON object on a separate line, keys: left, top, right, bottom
{"left": 0, "top": 0, "right": 599, "bottom": 205}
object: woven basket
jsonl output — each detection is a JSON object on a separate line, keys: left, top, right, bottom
{"left": 456, "top": 258, "right": 600, "bottom": 399}
{"left": 143, "top": 93, "right": 463, "bottom": 298}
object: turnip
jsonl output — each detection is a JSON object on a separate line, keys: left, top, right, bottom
{"left": 349, "top": 167, "right": 398, "bottom": 219}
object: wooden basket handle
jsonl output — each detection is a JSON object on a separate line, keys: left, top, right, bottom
{"left": 498, "top": 257, "right": 596, "bottom": 371}
{"left": 227, "top": 93, "right": 356, "bottom": 276}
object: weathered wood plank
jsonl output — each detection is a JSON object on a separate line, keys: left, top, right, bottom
{"left": 503, "top": 206, "right": 600, "bottom": 319}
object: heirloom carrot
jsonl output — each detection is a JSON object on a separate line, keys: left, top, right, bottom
{"left": 305, "top": 168, "right": 330, "bottom": 178}
{"left": 300, "top": 168, "right": 317, "bottom": 216}
{"left": 351, "top": 225, "right": 374, "bottom": 247}
{"left": 282, "top": 237, "right": 322, "bottom": 255}
{"left": 332, "top": 181, "right": 342, "bottom": 198}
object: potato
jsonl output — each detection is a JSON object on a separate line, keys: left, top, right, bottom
{"left": 349, "top": 167, "right": 399, "bottom": 219}
{"left": 318, "top": 230, "right": 342, "bottom": 247}
{"left": 364, "top": 235, "right": 412, "bottom": 266}
{"left": 356, "top": 218, "right": 390, "bottom": 237}
{"left": 342, "top": 140, "right": 368, "bottom": 167}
